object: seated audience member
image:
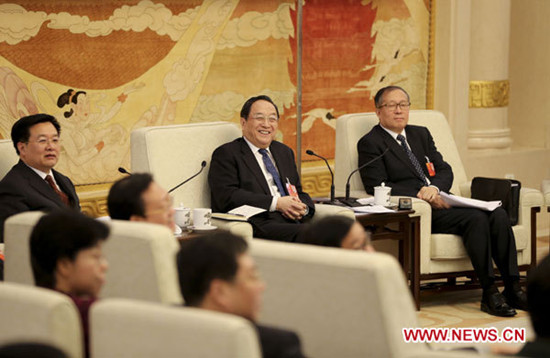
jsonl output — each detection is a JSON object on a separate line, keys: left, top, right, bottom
{"left": 107, "top": 173, "right": 175, "bottom": 231}
{"left": 30, "top": 210, "right": 109, "bottom": 358}
{"left": 0, "top": 114, "right": 80, "bottom": 242}
{"left": 303, "top": 216, "right": 374, "bottom": 252}
{"left": 208, "top": 95, "right": 314, "bottom": 242}
{"left": 358, "top": 85, "right": 526, "bottom": 317}
{"left": 177, "top": 232, "right": 305, "bottom": 358}
{"left": 516, "top": 255, "right": 550, "bottom": 357}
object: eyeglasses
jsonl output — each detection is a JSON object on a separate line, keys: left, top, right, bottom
{"left": 26, "top": 137, "right": 60, "bottom": 146}
{"left": 377, "top": 102, "right": 411, "bottom": 111}
{"left": 251, "top": 114, "right": 278, "bottom": 124}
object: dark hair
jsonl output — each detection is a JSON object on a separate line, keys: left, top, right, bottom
{"left": 240, "top": 95, "right": 280, "bottom": 120}
{"left": 30, "top": 210, "right": 109, "bottom": 289}
{"left": 11, "top": 114, "right": 61, "bottom": 155}
{"left": 302, "top": 216, "right": 355, "bottom": 248}
{"left": 527, "top": 254, "right": 550, "bottom": 338}
{"left": 177, "top": 232, "right": 248, "bottom": 306}
{"left": 0, "top": 343, "right": 68, "bottom": 358}
{"left": 108, "top": 173, "right": 154, "bottom": 220}
{"left": 374, "top": 86, "right": 410, "bottom": 108}
{"left": 57, "top": 89, "right": 87, "bottom": 118}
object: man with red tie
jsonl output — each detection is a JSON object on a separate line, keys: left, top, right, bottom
{"left": 0, "top": 114, "right": 80, "bottom": 243}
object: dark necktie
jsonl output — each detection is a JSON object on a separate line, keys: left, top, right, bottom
{"left": 396, "top": 134, "right": 429, "bottom": 186}
{"left": 45, "top": 175, "right": 70, "bottom": 206}
{"left": 258, "top": 149, "right": 287, "bottom": 196}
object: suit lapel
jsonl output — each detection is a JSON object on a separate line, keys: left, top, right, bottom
{"left": 239, "top": 139, "right": 271, "bottom": 195}
{"left": 377, "top": 125, "right": 422, "bottom": 179}
{"left": 269, "top": 143, "right": 288, "bottom": 184}
{"left": 53, "top": 170, "right": 75, "bottom": 206}
{"left": 18, "top": 162, "right": 65, "bottom": 207}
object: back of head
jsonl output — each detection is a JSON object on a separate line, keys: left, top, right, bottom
{"left": 108, "top": 173, "right": 153, "bottom": 220}
{"left": 0, "top": 343, "right": 68, "bottom": 358}
{"left": 527, "top": 254, "right": 550, "bottom": 338}
{"left": 177, "top": 232, "right": 247, "bottom": 306}
{"left": 30, "top": 210, "right": 110, "bottom": 289}
{"left": 302, "top": 216, "right": 355, "bottom": 248}
{"left": 11, "top": 114, "right": 61, "bottom": 155}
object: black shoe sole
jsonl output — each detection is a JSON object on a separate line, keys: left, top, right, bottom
{"left": 481, "top": 302, "right": 517, "bottom": 317}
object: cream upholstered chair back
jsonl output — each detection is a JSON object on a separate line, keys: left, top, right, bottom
{"left": 0, "top": 139, "right": 18, "bottom": 179}
{"left": 334, "top": 110, "right": 467, "bottom": 197}
{"left": 0, "top": 282, "right": 83, "bottom": 358}
{"left": 131, "top": 122, "right": 241, "bottom": 209}
{"left": 250, "top": 239, "right": 426, "bottom": 358}
{"left": 4, "top": 211, "right": 44, "bottom": 285}
{"left": 131, "top": 122, "right": 254, "bottom": 238}
{"left": 90, "top": 298, "right": 262, "bottom": 358}
{"left": 101, "top": 220, "right": 182, "bottom": 304}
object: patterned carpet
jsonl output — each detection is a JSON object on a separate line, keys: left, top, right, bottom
{"left": 415, "top": 236, "right": 549, "bottom": 354}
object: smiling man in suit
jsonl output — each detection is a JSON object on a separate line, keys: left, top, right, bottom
{"left": 0, "top": 114, "right": 80, "bottom": 242}
{"left": 357, "top": 86, "right": 526, "bottom": 317}
{"left": 208, "top": 95, "right": 314, "bottom": 242}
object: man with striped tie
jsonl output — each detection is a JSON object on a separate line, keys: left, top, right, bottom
{"left": 209, "top": 95, "right": 314, "bottom": 242}
{"left": 357, "top": 86, "right": 525, "bottom": 317}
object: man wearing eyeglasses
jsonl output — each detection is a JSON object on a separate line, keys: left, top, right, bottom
{"left": 357, "top": 86, "right": 526, "bottom": 317}
{"left": 0, "top": 114, "right": 80, "bottom": 242}
{"left": 209, "top": 95, "right": 315, "bottom": 242}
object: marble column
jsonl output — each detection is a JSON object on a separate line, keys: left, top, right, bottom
{"left": 468, "top": 0, "right": 512, "bottom": 151}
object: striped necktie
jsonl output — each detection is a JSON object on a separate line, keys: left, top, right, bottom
{"left": 396, "top": 134, "right": 429, "bottom": 186}
{"left": 45, "top": 174, "right": 70, "bottom": 206}
{"left": 258, "top": 149, "right": 287, "bottom": 196}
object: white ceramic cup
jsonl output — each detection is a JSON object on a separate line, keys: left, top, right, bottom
{"left": 193, "top": 208, "right": 212, "bottom": 228}
{"left": 174, "top": 207, "right": 191, "bottom": 228}
{"left": 374, "top": 185, "right": 392, "bottom": 206}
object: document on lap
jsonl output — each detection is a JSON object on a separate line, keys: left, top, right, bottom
{"left": 440, "top": 192, "right": 502, "bottom": 211}
{"left": 211, "top": 205, "right": 267, "bottom": 221}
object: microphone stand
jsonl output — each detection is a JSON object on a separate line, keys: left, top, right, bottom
{"left": 337, "top": 147, "right": 390, "bottom": 207}
{"left": 305, "top": 150, "right": 335, "bottom": 203}
{"left": 168, "top": 161, "right": 207, "bottom": 193}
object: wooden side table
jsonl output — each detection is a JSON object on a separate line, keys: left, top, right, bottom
{"left": 355, "top": 210, "right": 421, "bottom": 310}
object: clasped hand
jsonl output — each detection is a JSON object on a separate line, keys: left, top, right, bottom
{"left": 417, "top": 186, "right": 450, "bottom": 209}
{"left": 276, "top": 196, "right": 307, "bottom": 220}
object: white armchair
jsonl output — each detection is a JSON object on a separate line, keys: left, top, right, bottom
{"left": 90, "top": 298, "right": 262, "bottom": 358}
{"left": 0, "top": 138, "right": 19, "bottom": 254}
{"left": 335, "top": 110, "right": 543, "bottom": 285}
{"left": 0, "top": 282, "right": 83, "bottom": 358}
{"left": 131, "top": 122, "right": 353, "bottom": 240}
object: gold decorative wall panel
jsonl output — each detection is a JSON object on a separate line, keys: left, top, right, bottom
{"left": 469, "top": 80, "right": 510, "bottom": 108}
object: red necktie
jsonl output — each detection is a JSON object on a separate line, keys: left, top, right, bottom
{"left": 45, "top": 175, "right": 70, "bottom": 206}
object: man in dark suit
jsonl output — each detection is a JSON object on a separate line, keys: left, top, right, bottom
{"left": 208, "top": 95, "right": 314, "bottom": 242}
{"left": 357, "top": 86, "right": 525, "bottom": 317}
{"left": 177, "top": 232, "right": 305, "bottom": 358}
{"left": 0, "top": 114, "right": 80, "bottom": 242}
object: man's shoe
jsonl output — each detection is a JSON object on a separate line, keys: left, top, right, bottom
{"left": 503, "top": 288, "right": 528, "bottom": 311}
{"left": 481, "top": 291, "right": 517, "bottom": 317}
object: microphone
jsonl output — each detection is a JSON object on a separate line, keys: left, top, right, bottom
{"left": 339, "top": 147, "right": 390, "bottom": 207}
{"left": 168, "top": 161, "right": 207, "bottom": 193}
{"left": 118, "top": 167, "right": 132, "bottom": 175}
{"left": 306, "top": 149, "right": 335, "bottom": 203}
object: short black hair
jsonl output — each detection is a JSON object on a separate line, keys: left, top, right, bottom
{"left": 302, "top": 216, "right": 355, "bottom": 248}
{"left": 374, "top": 86, "right": 410, "bottom": 108}
{"left": 11, "top": 114, "right": 61, "bottom": 155}
{"left": 240, "top": 95, "right": 280, "bottom": 120}
{"left": 177, "top": 232, "right": 248, "bottom": 306}
{"left": 30, "top": 210, "right": 109, "bottom": 289}
{"left": 527, "top": 254, "right": 550, "bottom": 338}
{"left": 108, "top": 173, "right": 153, "bottom": 220}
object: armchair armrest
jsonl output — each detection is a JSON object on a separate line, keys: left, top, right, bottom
{"left": 459, "top": 181, "right": 472, "bottom": 197}
{"left": 541, "top": 179, "right": 550, "bottom": 207}
{"left": 211, "top": 218, "right": 253, "bottom": 240}
{"left": 312, "top": 204, "right": 355, "bottom": 222}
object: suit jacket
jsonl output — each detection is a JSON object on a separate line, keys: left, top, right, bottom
{"left": 357, "top": 124, "right": 453, "bottom": 197}
{"left": 208, "top": 137, "right": 314, "bottom": 218}
{"left": 256, "top": 324, "right": 305, "bottom": 358}
{"left": 517, "top": 338, "right": 550, "bottom": 357}
{"left": 0, "top": 160, "right": 80, "bottom": 242}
